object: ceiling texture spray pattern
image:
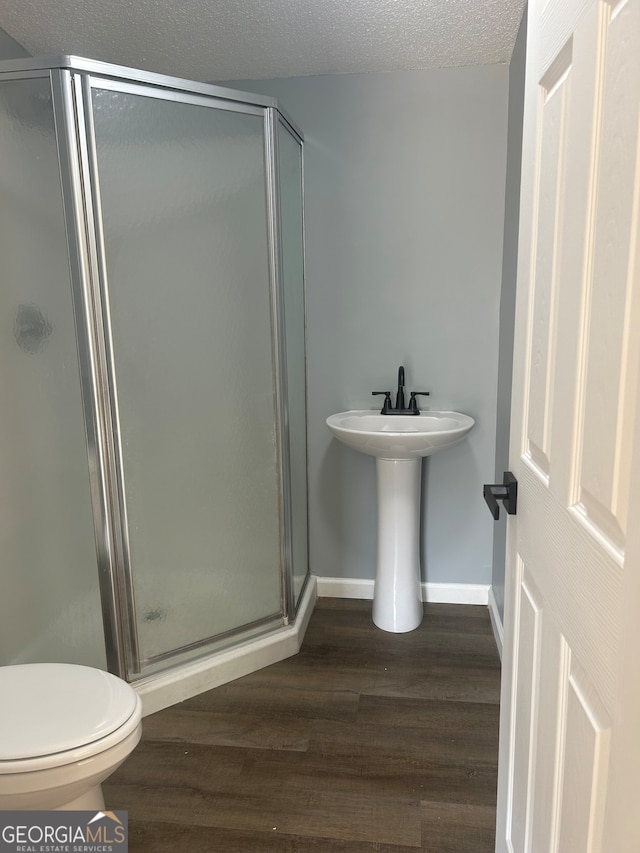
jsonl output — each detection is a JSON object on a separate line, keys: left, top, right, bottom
{"left": 0, "top": 0, "right": 526, "bottom": 82}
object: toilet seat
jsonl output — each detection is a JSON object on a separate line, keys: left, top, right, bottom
{"left": 0, "top": 664, "right": 142, "bottom": 773}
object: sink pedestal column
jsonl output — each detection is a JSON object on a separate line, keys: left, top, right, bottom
{"left": 372, "top": 457, "right": 423, "bottom": 632}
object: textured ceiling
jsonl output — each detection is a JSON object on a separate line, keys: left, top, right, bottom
{"left": 0, "top": 0, "right": 527, "bottom": 82}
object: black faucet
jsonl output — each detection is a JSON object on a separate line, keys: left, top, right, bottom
{"left": 372, "top": 365, "right": 430, "bottom": 415}
{"left": 395, "top": 366, "right": 405, "bottom": 411}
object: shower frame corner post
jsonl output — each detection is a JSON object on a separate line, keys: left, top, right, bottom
{"left": 285, "top": 113, "right": 311, "bottom": 613}
{"left": 264, "top": 106, "right": 295, "bottom": 623}
{"left": 264, "top": 107, "right": 311, "bottom": 623}
{"left": 49, "top": 68, "right": 137, "bottom": 678}
{"left": 300, "top": 130, "right": 311, "bottom": 610}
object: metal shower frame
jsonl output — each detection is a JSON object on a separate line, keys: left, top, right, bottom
{"left": 0, "top": 56, "right": 310, "bottom": 680}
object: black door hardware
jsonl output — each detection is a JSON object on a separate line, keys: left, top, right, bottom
{"left": 483, "top": 472, "right": 518, "bottom": 520}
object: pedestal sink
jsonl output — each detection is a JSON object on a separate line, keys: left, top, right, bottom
{"left": 326, "top": 410, "right": 474, "bottom": 632}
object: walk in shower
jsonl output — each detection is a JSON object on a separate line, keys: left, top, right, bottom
{"left": 0, "top": 56, "right": 309, "bottom": 686}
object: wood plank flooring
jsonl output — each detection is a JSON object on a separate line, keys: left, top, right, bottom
{"left": 104, "top": 598, "right": 501, "bottom": 852}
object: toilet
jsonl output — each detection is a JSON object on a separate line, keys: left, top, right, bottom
{"left": 0, "top": 663, "right": 142, "bottom": 810}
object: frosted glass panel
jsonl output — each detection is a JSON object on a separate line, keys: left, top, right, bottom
{"left": 278, "top": 122, "right": 309, "bottom": 606}
{"left": 91, "top": 87, "right": 282, "bottom": 665}
{"left": 0, "top": 78, "right": 106, "bottom": 668}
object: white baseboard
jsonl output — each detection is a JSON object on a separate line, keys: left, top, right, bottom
{"left": 135, "top": 575, "right": 317, "bottom": 716}
{"left": 315, "top": 575, "right": 490, "bottom": 606}
{"left": 488, "top": 585, "right": 504, "bottom": 661}
{"left": 423, "top": 582, "right": 490, "bottom": 605}
{"left": 316, "top": 577, "right": 375, "bottom": 599}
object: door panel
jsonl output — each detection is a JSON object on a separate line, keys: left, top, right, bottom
{"left": 529, "top": 622, "right": 568, "bottom": 853}
{"left": 525, "top": 47, "right": 568, "bottom": 480}
{"left": 575, "top": 0, "right": 640, "bottom": 547}
{"left": 557, "top": 661, "right": 611, "bottom": 852}
{"left": 508, "top": 568, "right": 542, "bottom": 851}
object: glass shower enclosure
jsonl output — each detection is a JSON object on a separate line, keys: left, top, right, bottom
{"left": 0, "top": 57, "right": 309, "bottom": 681}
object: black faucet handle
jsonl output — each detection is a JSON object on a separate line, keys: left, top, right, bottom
{"left": 372, "top": 391, "right": 392, "bottom": 414}
{"left": 409, "top": 391, "right": 430, "bottom": 413}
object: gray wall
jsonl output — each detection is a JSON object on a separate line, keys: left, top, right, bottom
{"left": 226, "top": 69, "right": 510, "bottom": 587}
{"left": 492, "top": 10, "right": 528, "bottom": 620}
{"left": 0, "top": 27, "right": 29, "bottom": 59}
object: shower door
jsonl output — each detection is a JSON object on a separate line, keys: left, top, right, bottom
{"left": 81, "top": 77, "right": 284, "bottom": 677}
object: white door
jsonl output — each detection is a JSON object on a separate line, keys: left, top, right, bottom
{"left": 496, "top": 0, "right": 640, "bottom": 850}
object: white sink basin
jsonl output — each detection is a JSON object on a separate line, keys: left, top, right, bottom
{"left": 326, "top": 410, "right": 475, "bottom": 459}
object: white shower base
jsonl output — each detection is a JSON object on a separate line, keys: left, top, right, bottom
{"left": 134, "top": 576, "right": 317, "bottom": 716}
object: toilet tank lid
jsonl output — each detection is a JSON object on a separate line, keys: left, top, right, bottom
{"left": 0, "top": 663, "right": 139, "bottom": 760}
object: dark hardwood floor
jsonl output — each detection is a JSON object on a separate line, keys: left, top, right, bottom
{"left": 105, "top": 598, "right": 501, "bottom": 852}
